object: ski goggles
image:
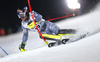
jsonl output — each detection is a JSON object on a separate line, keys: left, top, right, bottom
{"left": 17, "top": 7, "right": 28, "bottom": 18}
{"left": 17, "top": 12, "right": 26, "bottom": 18}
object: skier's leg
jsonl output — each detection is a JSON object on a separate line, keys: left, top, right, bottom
{"left": 40, "top": 21, "right": 60, "bottom": 41}
{"left": 40, "top": 21, "right": 75, "bottom": 44}
{"left": 45, "top": 21, "right": 60, "bottom": 35}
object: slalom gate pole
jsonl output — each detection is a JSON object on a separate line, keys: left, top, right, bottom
{"left": 47, "top": 14, "right": 75, "bottom": 21}
{"left": 0, "top": 46, "right": 8, "bottom": 55}
{"left": 27, "top": 0, "right": 48, "bottom": 45}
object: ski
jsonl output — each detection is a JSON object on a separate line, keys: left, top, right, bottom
{"left": 48, "top": 32, "right": 89, "bottom": 47}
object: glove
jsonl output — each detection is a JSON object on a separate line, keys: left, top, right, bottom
{"left": 19, "top": 42, "right": 26, "bottom": 52}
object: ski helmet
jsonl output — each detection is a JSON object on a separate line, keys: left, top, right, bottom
{"left": 17, "top": 6, "right": 28, "bottom": 18}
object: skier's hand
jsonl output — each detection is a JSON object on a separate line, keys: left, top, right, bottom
{"left": 19, "top": 42, "right": 26, "bottom": 52}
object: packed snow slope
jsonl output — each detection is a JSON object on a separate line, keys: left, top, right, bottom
{"left": 0, "top": 33, "right": 100, "bottom": 62}
{"left": 0, "top": 3, "right": 100, "bottom": 62}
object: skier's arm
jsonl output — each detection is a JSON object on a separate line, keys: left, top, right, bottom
{"left": 32, "top": 11, "right": 43, "bottom": 22}
{"left": 19, "top": 26, "right": 28, "bottom": 52}
{"left": 22, "top": 26, "right": 28, "bottom": 42}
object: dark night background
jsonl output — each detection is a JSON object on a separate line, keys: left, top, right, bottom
{"left": 0, "top": 0, "right": 99, "bottom": 35}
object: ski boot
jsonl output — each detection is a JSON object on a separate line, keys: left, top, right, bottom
{"left": 48, "top": 42, "right": 56, "bottom": 47}
{"left": 62, "top": 39, "right": 69, "bottom": 44}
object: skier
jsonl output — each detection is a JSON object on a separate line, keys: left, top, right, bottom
{"left": 17, "top": 6, "right": 60, "bottom": 51}
{"left": 17, "top": 6, "right": 76, "bottom": 52}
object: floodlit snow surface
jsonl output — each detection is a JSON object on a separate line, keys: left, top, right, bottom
{"left": 0, "top": 3, "right": 100, "bottom": 62}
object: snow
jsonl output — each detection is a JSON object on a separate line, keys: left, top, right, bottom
{"left": 0, "top": 3, "right": 100, "bottom": 62}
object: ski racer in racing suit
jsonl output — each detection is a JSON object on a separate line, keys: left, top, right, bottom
{"left": 17, "top": 7, "right": 61, "bottom": 52}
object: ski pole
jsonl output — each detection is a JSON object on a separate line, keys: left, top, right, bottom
{"left": 47, "top": 14, "right": 75, "bottom": 21}
{"left": 0, "top": 46, "right": 8, "bottom": 55}
{"left": 27, "top": 0, "right": 48, "bottom": 45}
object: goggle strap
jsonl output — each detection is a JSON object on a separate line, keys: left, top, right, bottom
{"left": 24, "top": 7, "right": 28, "bottom": 15}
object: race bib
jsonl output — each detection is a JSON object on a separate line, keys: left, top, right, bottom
{"left": 27, "top": 21, "right": 36, "bottom": 29}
